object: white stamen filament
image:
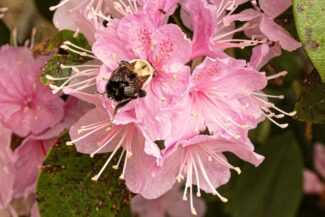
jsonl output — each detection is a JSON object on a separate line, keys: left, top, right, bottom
{"left": 201, "top": 145, "right": 241, "bottom": 174}
{"left": 112, "top": 149, "right": 126, "bottom": 169}
{"left": 49, "top": 0, "right": 70, "bottom": 11}
{"left": 90, "top": 127, "right": 122, "bottom": 158}
{"left": 91, "top": 132, "right": 128, "bottom": 181}
{"left": 66, "top": 122, "right": 111, "bottom": 146}
{"left": 196, "top": 154, "right": 228, "bottom": 202}
{"left": 251, "top": 92, "right": 284, "bottom": 99}
{"left": 60, "top": 45, "right": 96, "bottom": 59}
{"left": 267, "top": 71, "right": 288, "bottom": 80}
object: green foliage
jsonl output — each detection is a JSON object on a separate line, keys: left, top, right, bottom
{"left": 34, "top": 0, "right": 60, "bottom": 21}
{"left": 0, "top": 20, "right": 10, "bottom": 45}
{"left": 37, "top": 135, "right": 132, "bottom": 217}
{"left": 225, "top": 132, "right": 303, "bottom": 217}
{"left": 295, "top": 70, "right": 325, "bottom": 124}
{"left": 37, "top": 30, "right": 91, "bottom": 86}
{"left": 294, "top": 0, "right": 325, "bottom": 82}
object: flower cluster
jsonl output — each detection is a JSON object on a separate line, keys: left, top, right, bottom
{"left": 48, "top": 0, "right": 300, "bottom": 215}
{"left": 0, "top": 44, "right": 87, "bottom": 216}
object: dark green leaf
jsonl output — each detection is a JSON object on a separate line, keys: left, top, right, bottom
{"left": 225, "top": 132, "right": 303, "bottom": 217}
{"left": 295, "top": 70, "right": 325, "bottom": 124}
{"left": 34, "top": 0, "right": 60, "bottom": 21}
{"left": 0, "top": 20, "right": 10, "bottom": 45}
{"left": 37, "top": 135, "right": 132, "bottom": 217}
{"left": 38, "top": 30, "right": 91, "bottom": 86}
{"left": 293, "top": 0, "right": 325, "bottom": 82}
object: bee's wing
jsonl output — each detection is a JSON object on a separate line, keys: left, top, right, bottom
{"left": 124, "top": 79, "right": 142, "bottom": 97}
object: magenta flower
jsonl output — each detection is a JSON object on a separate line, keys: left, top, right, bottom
{"left": 0, "top": 46, "right": 65, "bottom": 137}
{"left": 131, "top": 184, "right": 206, "bottom": 217}
{"left": 304, "top": 143, "right": 325, "bottom": 195}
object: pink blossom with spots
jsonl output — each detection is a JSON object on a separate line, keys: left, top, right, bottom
{"left": 93, "top": 13, "right": 191, "bottom": 141}
{"left": 0, "top": 46, "right": 65, "bottom": 137}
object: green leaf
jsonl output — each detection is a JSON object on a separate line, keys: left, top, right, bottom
{"left": 295, "top": 70, "right": 325, "bottom": 124}
{"left": 36, "top": 135, "right": 132, "bottom": 217}
{"left": 0, "top": 20, "right": 10, "bottom": 45}
{"left": 37, "top": 30, "right": 91, "bottom": 86}
{"left": 34, "top": 0, "right": 60, "bottom": 21}
{"left": 293, "top": 0, "right": 325, "bottom": 82}
{"left": 225, "top": 132, "right": 303, "bottom": 217}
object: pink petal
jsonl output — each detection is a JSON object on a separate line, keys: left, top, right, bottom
{"left": 69, "top": 107, "right": 115, "bottom": 154}
{"left": 143, "top": 0, "right": 179, "bottom": 26}
{"left": 13, "top": 138, "right": 55, "bottom": 198}
{"left": 259, "top": 0, "right": 292, "bottom": 18}
{"left": 30, "top": 202, "right": 40, "bottom": 217}
{"left": 260, "top": 15, "right": 301, "bottom": 52}
{"left": 93, "top": 20, "right": 136, "bottom": 69}
{"left": 150, "top": 24, "right": 192, "bottom": 72}
{"left": 0, "top": 124, "right": 14, "bottom": 209}
{"left": 125, "top": 133, "right": 179, "bottom": 199}
{"left": 249, "top": 43, "right": 282, "bottom": 70}
{"left": 117, "top": 14, "right": 155, "bottom": 60}
{"left": 314, "top": 143, "right": 325, "bottom": 179}
{"left": 131, "top": 184, "right": 206, "bottom": 217}
{"left": 303, "top": 169, "right": 323, "bottom": 194}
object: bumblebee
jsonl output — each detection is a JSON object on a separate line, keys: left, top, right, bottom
{"left": 106, "top": 59, "right": 154, "bottom": 112}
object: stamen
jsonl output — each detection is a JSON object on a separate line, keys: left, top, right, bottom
{"left": 112, "top": 149, "right": 126, "bottom": 169}
{"left": 263, "top": 113, "right": 288, "bottom": 129}
{"left": 196, "top": 154, "right": 228, "bottom": 202}
{"left": 90, "top": 127, "right": 122, "bottom": 158}
{"left": 267, "top": 71, "right": 288, "bottom": 80}
{"left": 60, "top": 45, "right": 96, "bottom": 59}
{"left": 251, "top": 92, "right": 284, "bottom": 99}
{"left": 66, "top": 122, "right": 111, "bottom": 146}
{"left": 49, "top": 0, "right": 70, "bottom": 11}
{"left": 28, "top": 28, "right": 36, "bottom": 49}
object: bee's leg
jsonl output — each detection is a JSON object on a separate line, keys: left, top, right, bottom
{"left": 113, "top": 99, "right": 131, "bottom": 115}
{"left": 139, "top": 89, "right": 147, "bottom": 98}
{"left": 119, "top": 60, "right": 129, "bottom": 66}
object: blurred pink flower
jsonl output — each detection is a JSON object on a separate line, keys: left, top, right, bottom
{"left": 0, "top": 46, "right": 65, "bottom": 137}
{"left": 304, "top": 143, "right": 325, "bottom": 195}
{"left": 0, "top": 124, "right": 14, "bottom": 210}
{"left": 223, "top": 0, "right": 301, "bottom": 51}
{"left": 0, "top": 97, "right": 88, "bottom": 215}
{"left": 131, "top": 184, "right": 206, "bottom": 217}
{"left": 181, "top": 0, "right": 266, "bottom": 59}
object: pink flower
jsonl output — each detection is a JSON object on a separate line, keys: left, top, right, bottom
{"left": 51, "top": 0, "right": 179, "bottom": 43}
{"left": 0, "top": 46, "right": 65, "bottom": 137}
{"left": 0, "top": 124, "right": 14, "bottom": 210}
{"left": 68, "top": 101, "right": 181, "bottom": 198}
{"left": 181, "top": 0, "right": 266, "bottom": 59}
{"left": 0, "top": 97, "right": 87, "bottom": 215}
{"left": 304, "top": 143, "right": 325, "bottom": 195}
{"left": 154, "top": 135, "right": 263, "bottom": 215}
{"left": 223, "top": 0, "right": 301, "bottom": 51}
{"left": 12, "top": 97, "right": 90, "bottom": 198}
{"left": 131, "top": 184, "right": 206, "bottom": 217}
{"left": 93, "top": 13, "right": 191, "bottom": 141}
{"left": 166, "top": 56, "right": 268, "bottom": 145}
